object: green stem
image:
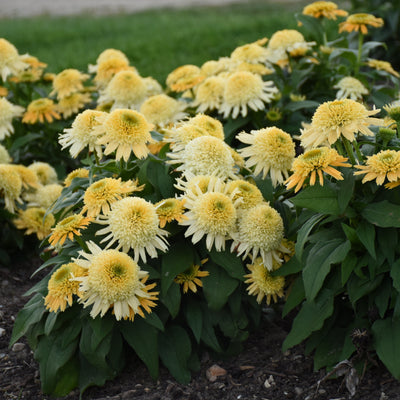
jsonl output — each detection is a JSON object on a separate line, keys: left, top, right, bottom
{"left": 352, "top": 139, "right": 364, "bottom": 163}
{"left": 334, "top": 140, "right": 346, "bottom": 157}
{"left": 355, "top": 31, "right": 364, "bottom": 75}
{"left": 341, "top": 137, "right": 356, "bottom": 165}
{"left": 75, "top": 235, "right": 89, "bottom": 253}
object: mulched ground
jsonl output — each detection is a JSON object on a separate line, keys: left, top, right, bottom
{"left": 1, "top": 256, "right": 400, "bottom": 400}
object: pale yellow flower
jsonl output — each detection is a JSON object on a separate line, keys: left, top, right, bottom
{"left": 0, "top": 163, "right": 22, "bottom": 213}
{"left": 192, "top": 76, "right": 226, "bottom": 113}
{"left": 0, "top": 38, "right": 28, "bottom": 81}
{"left": 13, "top": 207, "right": 55, "bottom": 239}
{"left": 0, "top": 97, "right": 24, "bottom": 140}
{"left": 366, "top": 59, "right": 400, "bottom": 78}
{"left": 166, "top": 64, "right": 205, "bottom": 92}
{"left": 49, "top": 214, "right": 92, "bottom": 247}
{"left": 226, "top": 179, "right": 264, "bottom": 210}
{"left": 50, "top": 69, "right": 90, "bottom": 99}
{"left": 174, "top": 260, "right": 209, "bottom": 293}
{"left": 57, "top": 92, "right": 92, "bottom": 119}
{"left": 334, "top": 76, "right": 368, "bottom": 101}
{"left": 339, "top": 13, "right": 384, "bottom": 35}
{"left": 22, "top": 98, "right": 60, "bottom": 124}
{"left": 155, "top": 198, "right": 188, "bottom": 228}
{"left": 27, "top": 161, "right": 58, "bottom": 185}
{"left": 302, "top": 1, "right": 348, "bottom": 20}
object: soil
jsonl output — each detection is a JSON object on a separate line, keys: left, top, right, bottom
{"left": 1, "top": 257, "right": 400, "bottom": 400}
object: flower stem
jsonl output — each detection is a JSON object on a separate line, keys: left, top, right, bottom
{"left": 341, "top": 137, "right": 356, "bottom": 165}
{"left": 355, "top": 31, "right": 364, "bottom": 75}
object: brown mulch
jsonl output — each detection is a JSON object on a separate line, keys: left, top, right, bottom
{"left": 1, "top": 257, "right": 400, "bottom": 400}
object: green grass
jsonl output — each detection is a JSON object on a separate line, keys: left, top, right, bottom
{"left": 0, "top": 1, "right": 307, "bottom": 83}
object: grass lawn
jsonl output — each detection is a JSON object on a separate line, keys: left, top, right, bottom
{"left": 0, "top": 1, "right": 309, "bottom": 83}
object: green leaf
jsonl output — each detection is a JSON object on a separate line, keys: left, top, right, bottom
{"left": 146, "top": 158, "right": 175, "bottom": 198}
{"left": 143, "top": 312, "right": 164, "bottom": 331}
{"left": 272, "top": 254, "right": 302, "bottom": 277}
{"left": 159, "top": 325, "right": 191, "bottom": 384}
{"left": 303, "top": 239, "right": 351, "bottom": 301}
{"left": 285, "top": 100, "right": 319, "bottom": 112}
{"left": 9, "top": 133, "right": 42, "bottom": 152}
{"left": 10, "top": 293, "right": 46, "bottom": 345}
{"left": 209, "top": 247, "right": 245, "bottom": 279}
{"left": 79, "top": 353, "right": 110, "bottom": 394}
{"left": 362, "top": 201, "right": 400, "bottom": 227}
{"left": 161, "top": 241, "right": 195, "bottom": 293}
{"left": 35, "top": 331, "right": 79, "bottom": 394}
{"left": 372, "top": 318, "right": 400, "bottom": 379}
{"left": 374, "top": 278, "right": 391, "bottom": 318}
{"left": 253, "top": 175, "right": 274, "bottom": 202}
{"left": 295, "top": 13, "right": 325, "bottom": 41}
{"left": 53, "top": 357, "right": 79, "bottom": 397}
{"left": 184, "top": 299, "right": 203, "bottom": 343}
{"left": 378, "top": 227, "right": 398, "bottom": 264}
{"left": 356, "top": 220, "right": 376, "bottom": 259}
{"left": 295, "top": 213, "right": 327, "bottom": 261}
{"left": 160, "top": 282, "right": 181, "bottom": 318}
{"left": 337, "top": 168, "right": 354, "bottom": 213}
{"left": 282, "top": 277, "right": 305, "bottom": 317}
{"left": 390, "top": 259, "right": 400, "bottom": 293}
{"left": 201, "top": 311, "right": 223, "bottom": 353}
{"left": 282, "top": 289, "right": 334, "bottom": 351}
{"left": 120, "top": 318, "right": 159, "bottom": 380}
{"left": 291, "top": 184, "right": 341, "bottom": 215}
{"left": 347, "top": 274, "right": 384, "bottom": 305}
{"left": 44, "top": 312, "right": 58, "bottom": 336}
{"left": 203, "top": 263, "right": 239, "bottom": 310}
{"left": 341, "top": 253, "right": 358, "bottom": 286}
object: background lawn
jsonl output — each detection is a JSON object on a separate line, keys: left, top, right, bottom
{"left": 0, "top": 1, "right": 310, "bottom": 83}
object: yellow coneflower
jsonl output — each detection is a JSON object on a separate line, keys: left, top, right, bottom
{"left": 166, "top": 64, "right": 205, "bottom": 92}
{"left": 230, "top": 40, "right": 269, "bottom": 65}
{"left": 12, "top": 165, "right": 40, "bottom": 190}
{"left": 366, "top": 59, "right": 400, "bottom": 78}
{"left": 333, "top": 76, "right": 369, "bottom": 101}
{"left": 49, "top": 68, "right": 90, "bottom": 99}
{"left": 155, "top": 198, "right": 188, "bottom": 228}
{"left": 299, "top": 99, "right": 383, "bottom": 148}
{"left": 13, "top": 207, "right": 55, "bottom": 239}
{"left": 82, "top": 177, "right": 142, "bottom": 218}
{"left": 64, "top": 168, "right": 89, "bottom": 187}
{"left": 219, "top": 71, "right": 278, "bottom": 119}
{"left": 59, "top": 109, "right": 106, "bottom": 158}
{"left": 0, "top": 97, "right": 24, "bottom": 140}
{"left": 27, "top": 161, "right": 58, "bottom": 185}
{"left": 286, "top": 147, "right": 350, "bottom": 193}
{"left": 174, "top": 260, "right": 209, "bottom": 293}
{"left": 96, "top": 196, "right": 169, "bottom": 263}
{"left": 186, "top": 114, "right": 225, "bottom": 140}
{"left": 74, "top": 242, "right": 158, "bottom": 321}
{"left": 140, "top": 94, "right": 187, "bottom": 127}
{"left": 22, "top": 98, "right": 61, "bottom": 124}
{"left": 95, "top": 109, "right": 154, "bottom": 161}
{"left": 48, "top": 213, "right": 92, "bottom": 247}
{"left": 192, "top": 76, "right": 226, "bottom": 114}
{"left": 94, "top": 57, "right": 132, "bottom": 89}
{"left": 302, "top": 1, "right": 348, "bottom": 20}
{"left": 226, "top": 179, "right": 264, "bottom": 210}
{"left": 0, "top": 38, "right": 28, "bottom": 81}
{"left": 354, "top": 150, "right": 400, "bottom": 185}
{"left": 44, "top": 262, "right": 86, "bottom": 312}
{"left": 0, "top": 164, "right": 23, "bottom": 213}
{"left": 26, "top": 183, "right": 63, "bottom": 209}
{"left": 339, "top": 13, "right": 384, "bottom": 35}
{"left": 88, "top": 48, "right": 130, "bottom": 73}
{"left": 142, "top": 76, "right": 163, "bottom": 97}
{"left": 201, "top": 57, "right": 233, "bottom": 77}
{"left": 237, "top": 127, "right": 295, "bottom": 186}
{"left": 57, "top": 92, "right": 92, "bottom": 119}
{"left": 232, "top": 203, "right": 288, "bottom": 271}
{"left": 244, "top": 257, "right": 285, "bottom": 305}
{"left": 0, "top": 144, "right": 11, "bottom": 164}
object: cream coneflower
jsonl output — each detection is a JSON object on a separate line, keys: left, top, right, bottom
{"left": 167, "top": 135, "right": 237, "bottom": 180}
{"left": 200, "top": 57, "right": 233, "bottom": 77}
{"left": 299, "top": 99, "right": 383, "bottom": 148}
{"left": 192, "top": 76, "right": 226, "bottom": 113}
{"left": 186, "top": 114, "right": 225, "bottom": 140}
{"left": 333, "top": 76, "right": 369, "bottom": 101}
{"left": 48, "top": 213, "right": 92, "bottom": 247}
{"left": 339, "top": 13, "right": 384, "bottom": 35}
{"left": 27, "top": 161, "right": 58, "bottom": 185}
{"left": 0, "top": 38, "right": 28, "bottom": 81}
{"left": 174, "top": 260, "right": 210, "bottom": 293}
{"left": 0, "top": 144, "right": 11, "bottom": 164}
{"left": 26, "top": 183, "right": 63, "bottom": 209}
{"left": 74, "top": 241, "right": 158, "bottom": 321}
{"left": 226, "top": 179, "right": 264, "bottom": 210}
{"left": 354, "top": 150, "right": 400, "bottom": 185}
{"left": 98, "top": 70, "right": 147, "bottom": 110}
{"left": 88, "top": 48, "right": 130, "bottom": 73}
{"left": 139, "top": 94, "right": 187, "bottom": 127}
{"left": 180, "top": 178, "right": 240, "bottom": 251}
{"left": 230, "top": 40, "right": 269, "bottom": 65}
{"left": 237, "top": 127, "right": 295, "bottom": 186}
{"left": 44, "top": 262, "right": 86, "bottom": 312}
{"left": 12, "top": 164, "right": 40, "bottom": 190}
{"left": 50, "top": 68, "right": 90, "bottom": 100}
{"left": 93, "top": 57, "right": 132, "bottom": 89}
{"left": 219, "top": 71, "right": 278, "bottom": 119}
{"left": 164, "top": 124, "right": 209, "bottom": 152}
{"left": 366, "top": 59, "right": 400, "bottom": 78}
{"left": 96, "top": 196, "right": 169, "bottom": 262}
{"left": 155, "top": 197, "right": 188, "bottom": 228}
{"left": 0, "top": 97, "right": 24, "bottom": 140}
{"left": 244, "top": 257, "right": 285, "bottom": 305}
{"left": 95, "top": 109, "right": 154, "bottom": 161}
{"left": 142, "top": 76, "right": 163, "bottom": 97}
{"left": 286, "top": 147, "right": 350, "bottom": 192}
{"left": 59, "top": 109, "right": 106, "bottom": 158}
{"left": 232, "top": 203, "right": 287, "bottom": 271}
{"left": 13, "top": 206, "right": 55, "bottom": 239}
{"left": 302, "top": 1, "right": 348, "bottom": 20}
{"left": 64, "top": 168, "right": 89, "bottom": 187}
{"left": 22, "top": 98, "right": 60, "bottom": 124}
{"left": 234, "top": 62, "right": 274, "bottom": 76}
{"left": 166, "top": 64, "right": 205, "bottom": 92}
{"left": 174, "top": 174, "right": 223, "bottom": 194}
{"left": 82, "top": 177, "right": 142, "bottom": 218}
{"left": 57, "top": 92, "right": 92, "bottom": 119}
{"left": 0, "top": 164, "right": 22, "bottom": 213}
